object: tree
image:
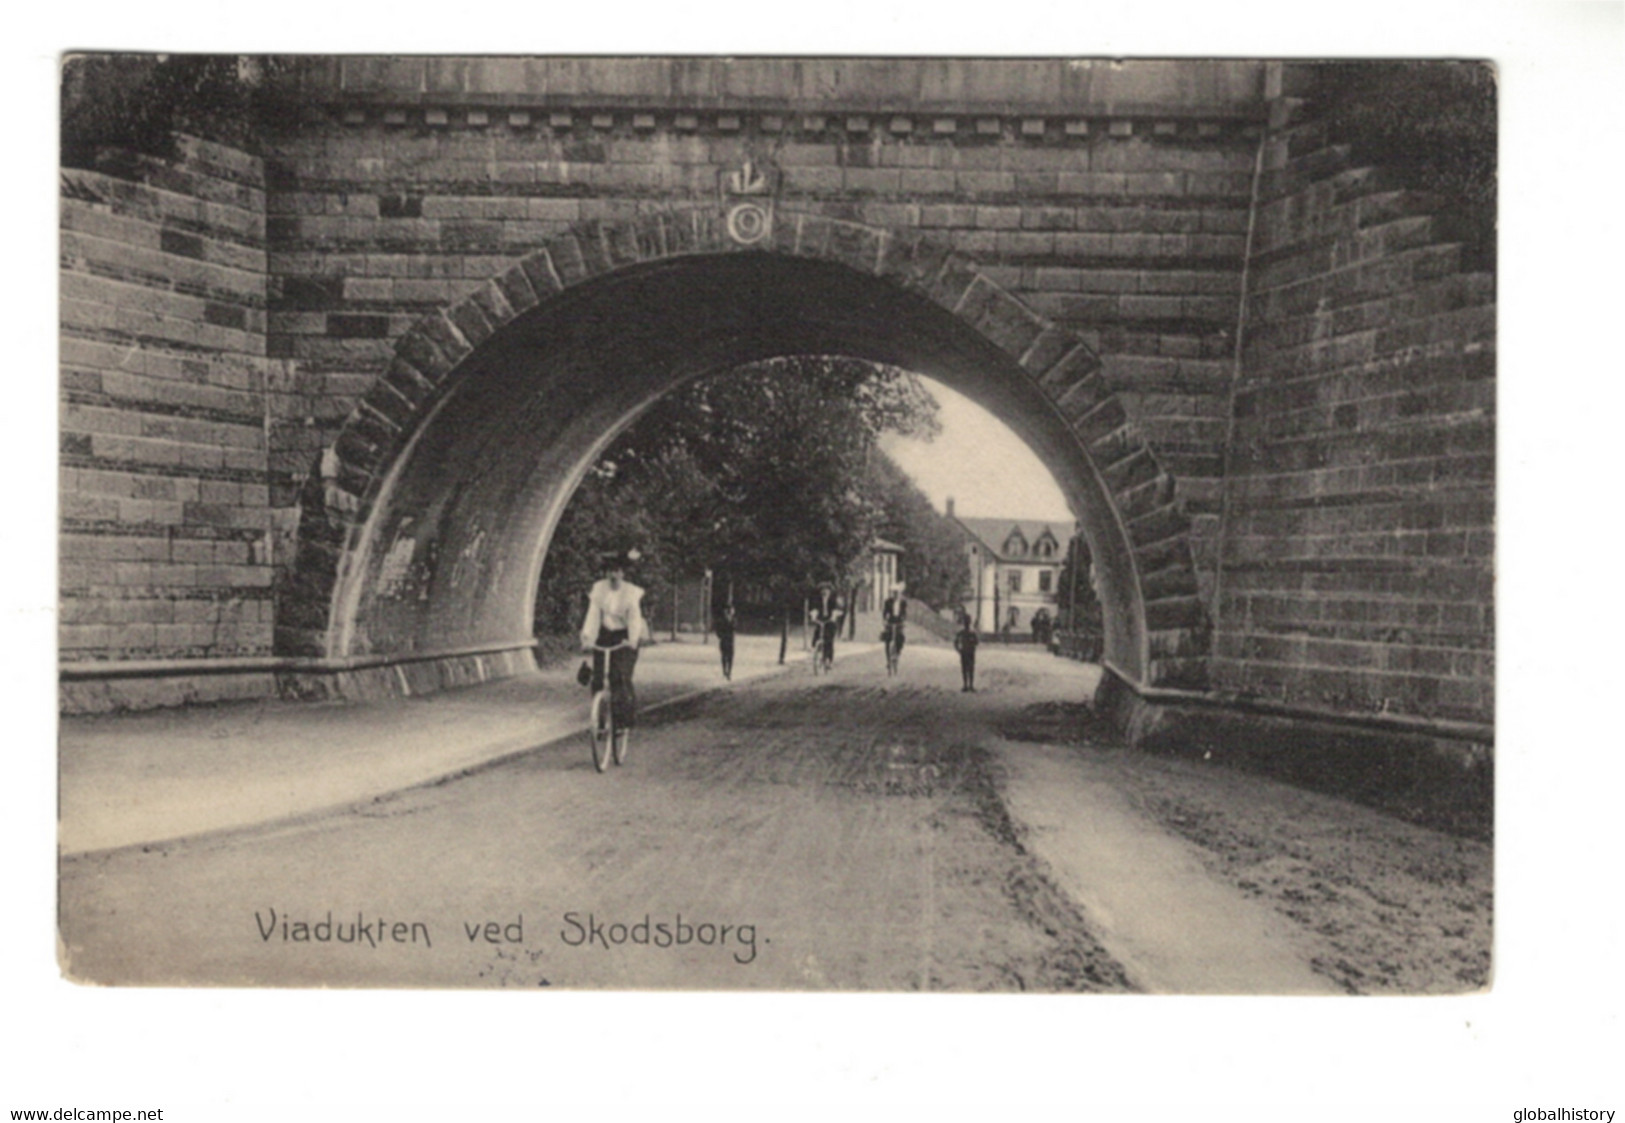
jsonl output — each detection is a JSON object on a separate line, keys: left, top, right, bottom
{"left": 61, "top": 54, "right": 301, "bottom": 177}
{"left": 534, "top": 356, "right": 942, "bottom": 638}
{"left": 1318, "top": 61, "right": 1496, "bottom": 265}
{"left": 862, "top": 453, "right": 968, "bottom": 612}
{"left": 1055, "top": 534, "right": 1105, "bottom": 659}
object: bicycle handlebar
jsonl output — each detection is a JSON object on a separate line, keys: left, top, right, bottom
{"left": 585, "top": 641, "right": 636, "bottom": 652}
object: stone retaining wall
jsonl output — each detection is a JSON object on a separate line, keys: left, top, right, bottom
{"left": 59, "top": 136, "right": 284, "bottom": 709}
{"left": 1210, "top": 92, "right": 1495, "bottom": 729}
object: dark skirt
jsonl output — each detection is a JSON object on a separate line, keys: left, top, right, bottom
{"left": 591, "top": 627, "right": 639, "bottom": 728}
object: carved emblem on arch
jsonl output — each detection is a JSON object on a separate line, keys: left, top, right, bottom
{"left": 719, "top": 156, "right": 779, "bottom": 245}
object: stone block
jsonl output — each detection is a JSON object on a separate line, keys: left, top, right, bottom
{"left": 1144, "top": 595, "right": 1206, "bottom": 632}
{"left": 325, "top": 314, "right": 389, "bottom": 339}
{"left": 418, "top": 312, "right": 474, "bottom": 371}
{"left": 493, "top": 262, "right": 541, "bottom": 315}
{"left": 822, "top": 220, "right": 885, "bottom": 274}
{"left": 446, "top": 298, "right": 497, "bottom": 349}
{"left": 996, "top": 231, "right": 1055, "bottom": 257}
{"left": 600, "top": 220, "right": 645, "bottom": 268}
{"left": 874, "top": 229, "right": 946, "bottom": 292}
{"left": 1018, "top": 326, "right": 1081, "bottom": 376}
{"left": 843, "top": 168, "right": 901, "bottom": 194}
{"left": 956, "top": 171, "right": 1017, "bottom": 195}
{"left": 1035, "top": 341, "right": 1103, "bottom": 395}
{"left": 946, "top": 229, "right": 999, "bottom": 256}
{"left": 469, "top": 278, "right": 517, "bottom": 330}
{"left": 1053, "top": 232, "right": 1114, "bottom": 258}
{"left": 1079, "top": 405, "right": 1134, "bottom": 456}
{"left": 974, "top": 206, "right": 1022, "bottom": 230}
{"left": 541, "top": 233, "right": 593, "bottom": 288}
{"left": 959, "top": 279, "right": 1046, "bottom": 359}
{"left": 1022, "top": 206, "right": 1075, "bottom": 231}
{"left": 1125, "top": 172, "right": 1187, "bottom": 197}
{"left": 1078, "top": 269, "right": 1142, "bottom": 294}
{"left": 1128, "top": 504, "right": 1190, "bottom": 550}
{"left": 919, "top": 204, "right": 975, "bottom": 228}
{"left": 858, "top": 202, "right": 921, "bottom": 229}
{"left": 783, "top": 166, "right": 843, "bottom": 194}
{"left": 917, "top": 252, "right": 977, "bottom": 313}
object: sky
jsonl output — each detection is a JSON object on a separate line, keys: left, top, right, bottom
{"left": 880, "top": 375, "right": 1074, "bottom": 524}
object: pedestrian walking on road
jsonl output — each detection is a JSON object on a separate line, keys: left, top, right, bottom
{"left": 714, "top": 601, "right": 736, "bottom": 681}
{"left": 954, "top": 612, "right": 979, "bottom": 692}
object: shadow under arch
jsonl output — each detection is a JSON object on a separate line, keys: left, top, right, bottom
{"left": 278, "top": 206, "right": 1209, "bottom": 696}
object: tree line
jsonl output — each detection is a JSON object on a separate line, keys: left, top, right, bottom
{"left": 534, "top": 357, "right": 969, "bottom": 638}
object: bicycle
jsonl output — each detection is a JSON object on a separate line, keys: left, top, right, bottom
{"left": 883, "top": 625, "right": 902, "bottom": 677}
{"left": 586, "top": 640, "right": 635, "bottom": 772}
{"left": 809, "top": 622, "right": 827, "bottom": 675}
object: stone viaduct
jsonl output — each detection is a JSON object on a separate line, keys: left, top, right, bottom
{"left": 59, "top": 58, "right": 1494, "bottom": 825}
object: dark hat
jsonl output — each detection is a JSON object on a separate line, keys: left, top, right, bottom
{"left": 599, "top": 547, "right": 642, "bottom": 571}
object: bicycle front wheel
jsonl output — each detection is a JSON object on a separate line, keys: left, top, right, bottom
{"left": 589, "top": 691, "right": 612, "bottom": 773}
{"left": 612, "top": 726, "right": 630, "bottom": 766}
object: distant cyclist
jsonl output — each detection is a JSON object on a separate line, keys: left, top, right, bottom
{"left": 811, "top": 581, "right": 844, "bottom": 671}
{"left": 580, "top": 549, "right": 648, "bottom": 735}
{"left": 881, "top": 586, "right": 907, "bottom": 673}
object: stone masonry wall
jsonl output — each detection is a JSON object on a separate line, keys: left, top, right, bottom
{"left": 262, "top": 106, "right": 1262, "bottom": 628}
{"left": 1211, "top": 109, "right": 1495, "bottom": 728}
{"left": 59, "top": 137, "right": 282, "bottom": 709}
{"left": 57, "top": 62, "right": 1497, "bottom": 739}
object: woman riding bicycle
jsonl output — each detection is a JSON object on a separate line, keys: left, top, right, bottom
{"left": 580, "top": 548, "right": 648, "bottom": 736}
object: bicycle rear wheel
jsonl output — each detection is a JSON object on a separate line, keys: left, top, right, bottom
{"left": 589, "top": 691, "right": 612, "bottom": 773}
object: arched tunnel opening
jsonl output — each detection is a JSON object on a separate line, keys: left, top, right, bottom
{"left": 317, "top": 249, "right": 1159, "bottom": 691}
{"left": 527, "top": 355, "right": 1097, "bottom": 657}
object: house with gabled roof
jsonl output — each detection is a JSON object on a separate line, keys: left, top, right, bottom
{"left": 946, "top": 499, "right": 1074, "bottom": 636}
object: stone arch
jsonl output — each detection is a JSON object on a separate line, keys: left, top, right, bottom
{"left": 277, "top": 205, "right": 1208, "bottom": 695}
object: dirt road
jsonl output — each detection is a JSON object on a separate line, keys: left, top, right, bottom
{"left": 59, "top": 641, "right": 1490, "bottom": 993}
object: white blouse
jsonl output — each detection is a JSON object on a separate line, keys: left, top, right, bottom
{"left": 580, "top": 579, "right": 648, "bottom": 648}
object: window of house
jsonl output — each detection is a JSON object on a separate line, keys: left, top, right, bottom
{"left": 1008, "top": 570, "right": 1023, "bottom": 593}
{"left": 1038, "top": 570, "right": 1052, "bottom": 593}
